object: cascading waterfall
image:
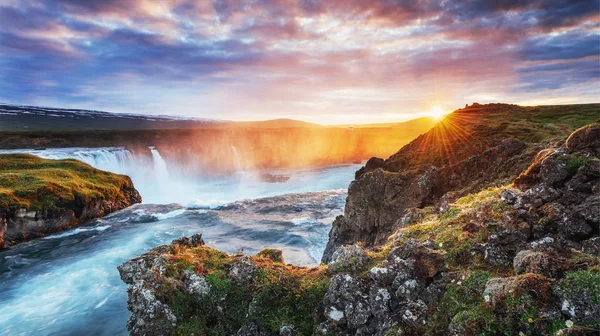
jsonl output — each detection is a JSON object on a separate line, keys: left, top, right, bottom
{"left": 149, "top": 146, "right": 170, "bottom": 181}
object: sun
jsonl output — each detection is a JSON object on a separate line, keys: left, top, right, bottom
{"left": 428, "top": 106, "right": 448, "bottom": 119}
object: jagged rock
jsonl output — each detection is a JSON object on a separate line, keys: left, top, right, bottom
{"left": 575, "top": 195, "right": 600, "bottom": 230}
{"left": 172, "top": 233, "right": 205, "bottom": 247}
{"left": 388, "top": 238, "right": 446, "bottom": 279}
{"left": 500, "top": 189, "right": 517, "bottom": 204}
{"left": 559, "top": 212, "right": 593, "bottom": 241}
{"left": 368, "top": 286, "right": 392, "bottom": 325}
{"left": 484, "top": 230, "right": 528, "bottom": 267}
{"left": 118, "top": 245, "right": 177, "bottom": 336}
{"left": 355, "top": 157, "right": 386, "bottom": 179}
{"left": 328, "top": 244, "right": 369, "bottom": 272}
{"left": 539, "top": 150, "right": 571, "bottom": 187}
{"left": 322, "top": 167, "right": 439, "bottom": 263}
{"left": 228, "top": 257, "right": 257, "bottom": 284}
{"left": 565, "top": 124, "right": 600, "bottom": 156}
{"left": 398, "top": 300, "right": 428, "bottom": 326}
{"left": 323, "top": 274, "right": 371, "bottom": 329}
{"left": 513, "top": 250, "right": 569, "bottom": 277}
{"left": 183, "top": 270, "right": 210, "bottom": 300}
{"left": 564, "top": 160, "right": 600, "bottom": 195}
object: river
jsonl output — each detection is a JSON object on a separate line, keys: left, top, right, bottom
{"left": 0, "top": 147, "right": 359, "bottom": 335}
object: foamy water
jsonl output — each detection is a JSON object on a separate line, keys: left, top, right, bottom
{"left": 0, "top": 148, "right": 360, "bottom": 335}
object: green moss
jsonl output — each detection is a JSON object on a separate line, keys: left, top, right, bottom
{"left": 559, "top": 269, "right": 600, "bottom": 305}
{"left": 162, "top": 244, "right": 330, "bottom": 336}
{"left": 0, "top": 154, "right": 133, "bottom": 211}
{"left": 559, "top": 153, "right": 590, "bottom": 175}
{"left": 427, "top": 271, "right": 492, "bottom": 335}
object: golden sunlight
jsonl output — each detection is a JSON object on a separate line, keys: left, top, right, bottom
{"left": 427, "top": 106, "right": 448, "bottom": 119}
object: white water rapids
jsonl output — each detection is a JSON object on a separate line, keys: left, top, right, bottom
{"left": 0, "top": 147, "right": 361, "bottom": 335}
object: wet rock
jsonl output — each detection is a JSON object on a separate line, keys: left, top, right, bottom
{"left": 328, "top": 244, "right": 369, "bottom": 273}
{"left": 565, "top": 124, "right": 600, "bottom": 156}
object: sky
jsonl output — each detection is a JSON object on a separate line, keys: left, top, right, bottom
{"left": 0, "top": 0, "right": 598, "bottom": 124}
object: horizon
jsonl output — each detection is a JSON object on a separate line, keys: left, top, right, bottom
{"left": 1, "top": 1, "right": 599, "bottom": 124}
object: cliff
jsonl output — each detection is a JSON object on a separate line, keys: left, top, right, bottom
{"left": 119, "top": 104, "right": 600, "bottom": 336}
{"left": 323, "top": 103, "right": 599, "bottom": 262}
{"left": 0, "top": 154, "right": 141, "bottom": 246}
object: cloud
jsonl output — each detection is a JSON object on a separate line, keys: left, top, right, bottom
{"left": 0, "top": 0, "right": 598, "bottom": 122}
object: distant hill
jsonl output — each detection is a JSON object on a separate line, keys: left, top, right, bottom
{"left": 0, "top": 104, "right": 218, "bottom": 131}
{"left": 0, "top": 104, "right": 434, "bottom": 131}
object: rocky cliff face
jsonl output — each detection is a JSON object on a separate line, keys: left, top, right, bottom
{"left": 322, "top": 104, "right": 596, "bottom": 263}
{"left": 119, "top": 107, "right": 600, "bottom": 335}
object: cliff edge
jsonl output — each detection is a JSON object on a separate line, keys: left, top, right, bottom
{"left": 0, "top": 154, "right": 141, "bottom": 246}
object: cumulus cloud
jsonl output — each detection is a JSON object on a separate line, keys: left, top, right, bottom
{"left": 0, "top": 0, "right": 598, "bottom": 122}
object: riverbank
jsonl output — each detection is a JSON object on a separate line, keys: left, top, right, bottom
{"left": 0, "top": 154, "right": 141, "bottom": 246}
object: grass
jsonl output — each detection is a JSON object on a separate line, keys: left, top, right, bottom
{"left": 159, "top": 245, "right": 330, "bottom": 336}
{"left": 387, "top": 103, "right": 599, "bottom": 173}
{"left": 0, "top": 154, "right": 134, "bottom": 211}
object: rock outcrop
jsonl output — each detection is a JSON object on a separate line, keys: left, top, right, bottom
{"left": 0, "top": 154, "right": 141, "bottom": 246}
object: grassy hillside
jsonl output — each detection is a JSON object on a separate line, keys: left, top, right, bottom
{"left": 0, "top": 154, "right": 134, "bottom": 211}
{"left": 385, "top": 103, "right": 599, "bottom": 172}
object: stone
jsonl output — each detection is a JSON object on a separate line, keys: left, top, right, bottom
{"left": 581, "top": 237, "right": 600, "bottom": 256}
{"left": 183, "top": 270, "right": 210, "bottom": 300}
{"left": 388, "top": 238, "right": 446, "bottom": 279}
{"left": 565, "top": 124, "right": 600, "bottom": 156}
{"left": 228, "top": 257, "right": 257, "bottom": 284}
{"left": 256, "top": 248, "right": 285, "bottom": 263}
{"left": 328, "top": 244, "right": 369, "bottom": 273}
{"left": 513, "top": 250, "right": 568, "bottom": 277}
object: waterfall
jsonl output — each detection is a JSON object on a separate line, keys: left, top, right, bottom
{"left": 149, "top": 146, "right": 170, "bottom": 181}
{"left": 0, "top": 147, "right": 178, "bottom": 204}
{"left": 231, "top": 145, "right": 242, "bottom": 172}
